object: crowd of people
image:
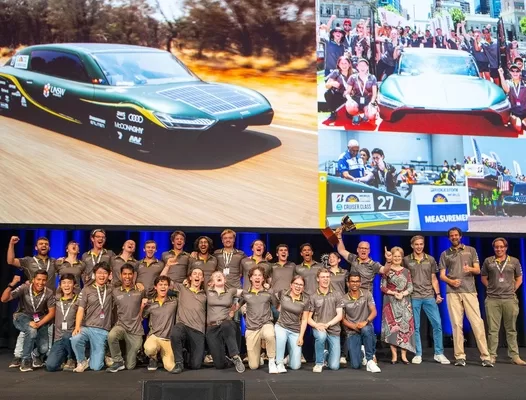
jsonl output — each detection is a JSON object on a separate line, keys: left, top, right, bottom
{"left": 2, "top": 226, "right": 525, "bottom": 376}
{"left": 318, "top": 15, "right": 526, "bottom": 131}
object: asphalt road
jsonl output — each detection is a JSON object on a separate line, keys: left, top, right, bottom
{"left": 468, "top": 215, "right": 526, "bottom": 233}
{"left": 0, "top": 116, "right": 318, "bottom": 227}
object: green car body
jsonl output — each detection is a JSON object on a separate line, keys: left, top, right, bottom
{"left": 0, "top": 43, "right": 274, "bottom": 151}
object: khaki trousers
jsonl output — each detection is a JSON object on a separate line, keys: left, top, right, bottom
{"left": 144, "top": 334, "right": 175, "bottom": 371}
{"left": 485, "top": 297, "right": 520, "bottom": 360}
{"left": 245, "top": 323, "right": 276, "bottom": 370}
{"left": 446, "top": 292, "right": 490, "bottom": 361}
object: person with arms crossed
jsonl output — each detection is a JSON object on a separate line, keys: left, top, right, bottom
{"left": 161, "top": 231, "right": 190, "bottom": 285}
{"left": 1, "top": 271, "right": 55, "bottom": 372}
{"left": 439, "top": 227, "right": 493, "bottom": 367}
{"left": 342, "top": 272, "right": 380, "bottom": 373}
{"left": 143, "top": 275, "right": 178, "bottom": 372}
{"left": 107, "top": 263, "right": 147, "bottom": 372}
{"left": 403, "top": 236, "right": 450, "bottom": 365}
{"left": 481, "top": 237, "right": 525, "bottom": 365}
{"left": 70, "top": 261, "right": 113, "bottom": 372}
{"left": 308, "top": 268, "right": 343, "bottom": 373}
{"left": 46, "top": 273, "right": 78, "bottom": 372}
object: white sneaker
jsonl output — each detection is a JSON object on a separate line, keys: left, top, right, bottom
{"left": 283, "top": 355, "right": 289, "bottom": 365}
{"left": 340, "top": 356, "right": 347, "bottom": 365}
{"left": 362, "top": 356, "right": 367, "bottom": 366}
{"left": 301, "top": 354, "right": 306, "bottom": 364}
{"left": 204, "top": 354, "right": 214, "bottom": 364}
{"left": 434, "top": 354, "right": 451, "bottom": 365}
{"left": 313, "top": 364, "right": 323, "bottom": 373}
{"left": 260, "top": 355, "right": 265, "bottom": 366}
{"left": 412, "top": 356, "right": 422, "bottom": 364}
{"left": 73, "top": 359, "right": 89, "bottom": 373}
{"left": 268, "top": 359, "right": 278, "bottom": 374}
{"left": 276, "top": 362, "right": 287, "bottom": 373}
{"left": 105, "top": 356, "right": 114, "bottom": 367}
{"left": 366, "top": 360, "right": 381, "bottom": 373}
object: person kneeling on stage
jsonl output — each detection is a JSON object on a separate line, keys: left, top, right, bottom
{"left": 498, "top": 65, "right": 526, "bottom": 133}
{"left": 46, "top": 274, "right": 78, "bottom": 372}
{"left": 1, "top": 271, "right": 55, "bottom": 372}
{"left": 170, "top": 268, "right": 207, "bottom": 374}
{"left": 324, "top": 56, "right": 353, "bottom": 122}
{"left": 342, "top": 272, "right": 381, "bottom": 373}
{"left": 274, "top": 275, "right": 309, "bottom": 372}
{"left": 344, "top": 58, "right": 378, "bottom": 126}
{"left": 107, "top": 263, "right": 147, "bottom": 372}
{"left": 206, "top": 271, "right": 245, "bottom": 373}
{"left": 308, "top": 268, "right": 343, "bottom": 373}
{"left": 240, "top": 266, "right": 278, "bottom": 373}
{"left": 71, "top": 262, "right": 113, "bottom": 372}
{"left": 143, "top": 276, "right": 178, "bottom": 372}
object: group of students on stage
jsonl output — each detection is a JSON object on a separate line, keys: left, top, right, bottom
{"left": 2, "top": 227, "right": 524, "bottom": 375}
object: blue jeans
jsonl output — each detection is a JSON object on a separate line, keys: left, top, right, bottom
{"left": 46, "top": 333, "right": 74, "bottom": 372}
{"left": 12, "top": 314, "right": 49, "bottom": 361}
{"left": 70, "top": 327, "right": 108, "bottom": 371}
{"left": 346, "top": 324, "right": 376, "bottom": 369}
{"left": 275, "top": 324, "right": 302, "bottom": 370}
{"left": 312, "top": 329, "right": 340, "bottom": 370}
{"left": 412, "top": 297, "right": 444, "bottom": 356}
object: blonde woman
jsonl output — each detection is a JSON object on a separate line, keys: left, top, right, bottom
{"left": 381, "top": 247, "right": 416, "bottom": 364}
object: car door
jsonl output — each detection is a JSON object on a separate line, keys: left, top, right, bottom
{"left": 26, "top": 49, "right": 94, "bottom": 128}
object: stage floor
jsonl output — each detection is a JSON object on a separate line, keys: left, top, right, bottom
{"left": 1, "top": 348, "right": 524, "bottom": 400}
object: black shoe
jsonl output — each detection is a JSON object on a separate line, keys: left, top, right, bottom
{"left": 454, "top": 359, "right": 466, "bottom": 367}
{"left": 170, "top": 362, "right": 184, "bottom": 374}
{"left": 9, "top": 357, "right": 21, "bottom": 368}
{"left": 328, "top": 112, "right": 337, "bottom": 121}
{"left": 147, "top": 358, "right": 158, "bottom": 371}
{"left": 31, "top": 352, "right": 44, "bottom": 369}
{"left": 106, "top": 361, "right": 125, "bottom": 373}
{"left": 19, "top": 359, "right": 33, "bottom": 372}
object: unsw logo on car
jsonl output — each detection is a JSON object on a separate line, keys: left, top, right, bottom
{"left": 43, "top": 83, "right": 66, "bottom": 98}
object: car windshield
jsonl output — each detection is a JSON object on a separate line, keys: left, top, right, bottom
{"left": 399, "top": 53, "right": 479, "bottom": 77}
{"left": 93, "top": 51, "right": 199, "bottom": 86}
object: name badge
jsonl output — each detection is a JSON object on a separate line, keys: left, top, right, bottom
{"left": 99, "top": 311, "right": 105, "bottom": 319}
{"left": 62, "top": 322, "right": 68, "bottom": 330}
{"left": 517, "top": 101, "right": 521, "bottom": 106}
{"left": 499, "top": 277, "right": 505, "bottom": 283}
{"left": 224, "top": 268, "right": 230, "bottom": 276}
{"left": 33, "top": 313, "right": 40, "bottom": 322}
{"left": 359, "top": 96, "right": 365, "bottom": 105}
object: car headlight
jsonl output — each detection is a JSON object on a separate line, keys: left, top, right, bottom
{"left": 377, "top": 93, "right": 403, "bottom": 109}
{"left": 490, "top": 98, "right": 510, "bottom": 112}
{"left": 154, "top": 112, "right": 216, "bottom": 130}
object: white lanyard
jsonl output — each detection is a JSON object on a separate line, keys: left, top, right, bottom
{"left": 96, "top": 285, "right": 107, "bottom": 310}
{"left": 33, "top": 257, "right": 50, "bottom": 272}
{"left": 223, "top": 250, "right": 233, "bottom": 267}
{"left": 512, "top": 81, "right": 521, "bottom": 99}
{"left": 496, "top": 256, "right": 509, "bottom": 275}
{"left": 356, "top": 75, "right": 367, "bottom": 97}
{"left": 91, "top": 251, "right": 103, "bottom": 266}
{"left": 29, "top": 284, "right": 45, "bottom": 313}
{"left": 60, "top": 297, "right": 75, "bottom": 321}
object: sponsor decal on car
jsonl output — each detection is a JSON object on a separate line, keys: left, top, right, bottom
{"left": 128, "top": 113, "right": 143, "bottom": 123}
{"left": 14, "top": 55, "right": 29, "bottom": 69}
{"left": 21, "top": 97, "right": 27, "bottom": 107}
{"left": 114, "top": 121, "right": 144, "bottom": 134}
{"left": 5, "top": 95, "right": 9, "bottom": 102}
{"left": 0, "top": 80, "right": 6, "bottom": 85}
{"left": 89, "top": 115, "right": 106, "bottom": 129}
{"left": 332, "top": 193, "right": 374, "bottom": 213}
{"left": 11, "top": 91, "right": 21, "bottom": 98}
{"left": 116, "top": 111, "right": 126, "bottom": 120}
{"left": 8, "top": 84, "right": 16, "bottom": 90}
{"left": 129, "top": 135, "right": 142, "bottom": 145}
{"left": 43, "top": 83, "right": 66, "bottom": 98}
{"left": 0, "top": 88, "right": 8, "bottom": 94}
{"left": 0, "top": 102, "right": 9, "bottom": 109}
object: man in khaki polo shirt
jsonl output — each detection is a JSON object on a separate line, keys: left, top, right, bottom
{"left": 161, "top": 231, "right": 190, "bottom": 284}
{"left": 110, "top": 240, "right": 138, "bottom": 287}
{"left": 269, "top": 244, "right": 297, "bottom": 294}
{"left": 81, "top": 229, "right": 115, "bottom": 286}
{"left": 439, "top": 227, "right": 492, "bottom": 367}
{"left": 136, "top": 240, "right": 165, "bottom": 297}
{"left": 294, "top": 243, "right": 323, "bottom": 296}
{"left": 214, "top": 229, "right": 246, "bottom": 290}
{"left": 189, "top": 236, "right": 218, "bottom": 288}
{"left": 481, "top": 237, "right": 525, "bottom": 365}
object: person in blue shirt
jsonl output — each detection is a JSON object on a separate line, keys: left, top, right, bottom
{"left": 337, "top": 139, "right": 373, "bottom": 183}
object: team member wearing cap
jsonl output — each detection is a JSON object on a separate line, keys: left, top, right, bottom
{"left": 170, "top": 267, "right": 207, "bottom": 374}
{"left": 498, "top": 64, "right": 526, "bottom": 132}
{"left": 107, "top": 263, "right": 147, "bottom": 372}
{"left": 143, "top": 275, "right": 178, "bottom": 372}
{"left": 239, "top": 266, "right": 278, "bottom": 373}
{"left": 1, "top": 271, "right": 55, "bottom": 372}
{"left": 110, "top": 240, "right": 138, "bottom": 288}
{"left": 342, "top": 18, "right": 353, "bottom": 53}
{"left": 136, "top": 240, "right": 165, "bottom": 298}
{"left": 325, "top": 55, "right": 353, "bottom": 122}
{"left": 205, "top": 271, "right": 245, "bottom": 373}
{"left": 481, "top": 238, "right": 525, "bottom": 365}
{"left": 274, "top": 275, "right": 309, "bottom": 372}
{"left": 81, "top": 229, "right": 114, "bottom": 286}
{"left": 345, "top": 58, "right": 378, "bottom": 125}
{"left": 46, "top": 274, "right": 78, "bottom": 372}
{"left": 408, "top": 31, "right": 421, "bottom": 48}
{"left": 71, "top": 261, "right": 113, "bottom": 372}
{"left": 56, "top": 241, "right": 85, "bottom": 292}
{"left": 320, "top": 25, "right": 345, "bottom": 77}
{"left": 161, "top": 231, "right": 190, "bottom": 284}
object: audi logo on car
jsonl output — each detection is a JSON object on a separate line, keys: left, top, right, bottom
{"left": 128, "top": 113, "right": 143, "bottom": 123}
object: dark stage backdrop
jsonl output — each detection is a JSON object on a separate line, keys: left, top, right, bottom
{"left": 0, "top": 229, "right": 524, "bottom": 350}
